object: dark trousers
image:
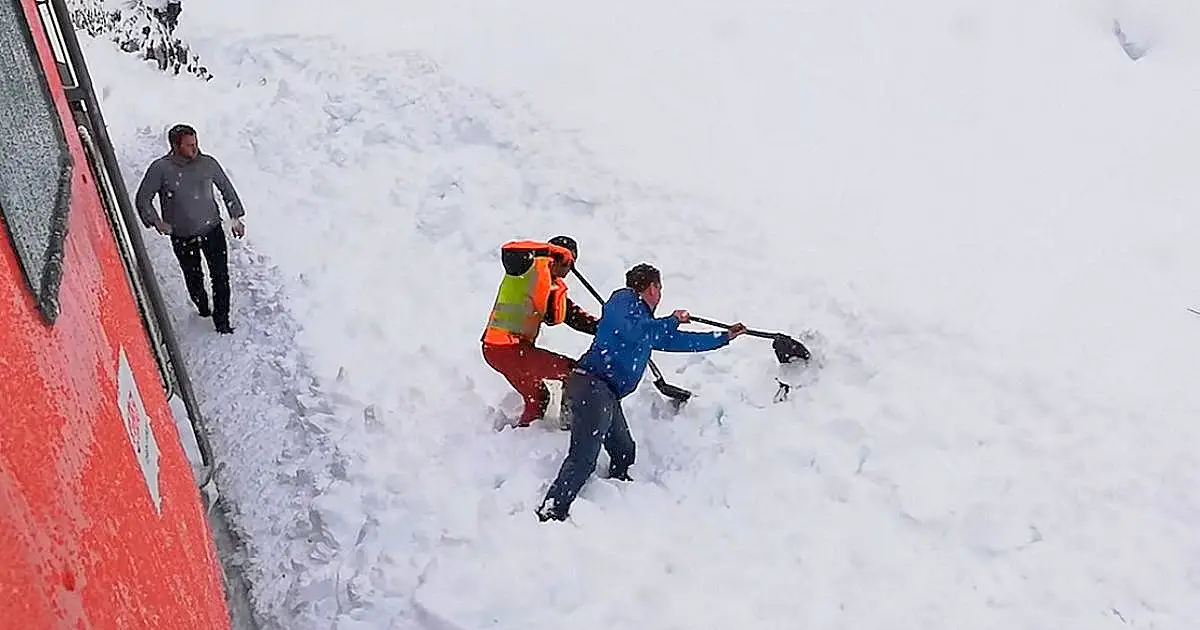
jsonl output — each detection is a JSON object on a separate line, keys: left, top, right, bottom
{"left": 170, "top": 224, "right": 230, "bottom": 325}
{"left": 539, "top": 370, "right": 635, "bottom": 520}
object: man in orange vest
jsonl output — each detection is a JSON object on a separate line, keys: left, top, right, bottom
{"left": 482, "top": 236, "right": 598, "bottom": 428}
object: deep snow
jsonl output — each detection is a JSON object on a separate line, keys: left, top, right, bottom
{"left": 80, "top": 0, "right": 1200, "bottom": 628}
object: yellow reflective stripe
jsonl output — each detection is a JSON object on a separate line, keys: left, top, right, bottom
{"left": 485, "top": 260, "right": 547, "bottom": 339}
{"left": 489, "top": 303, "right": 529, "bottom": 331}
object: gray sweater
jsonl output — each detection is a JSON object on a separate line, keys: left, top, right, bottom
{"left": 135, "top": 153, "right": 245, "bottom": 238}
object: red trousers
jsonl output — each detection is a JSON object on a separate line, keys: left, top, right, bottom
{"left": 482, "top": 341, "right": 575, "bottom": 426}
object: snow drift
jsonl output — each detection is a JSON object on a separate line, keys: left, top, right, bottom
{"left": 77, "top": 0, "right": 1200, "bottom": 627}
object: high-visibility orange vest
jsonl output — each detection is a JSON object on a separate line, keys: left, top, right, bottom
{"left": 482, "top": 241, "right": 574, "bottom": 345}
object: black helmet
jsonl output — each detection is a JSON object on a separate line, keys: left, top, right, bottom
{"left": 548, "top": 235, "right": 578, "bottom": 262}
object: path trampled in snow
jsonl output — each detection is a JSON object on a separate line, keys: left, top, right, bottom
{"left": 134, "top": 216, "right": 367, "bottom": 627}
{"left": 81, "top": 1, "right": 1200, "bottom": 627}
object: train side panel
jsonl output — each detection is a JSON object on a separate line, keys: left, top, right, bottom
{"left": 0, "top": 0, "right": 231, "bottom": 627}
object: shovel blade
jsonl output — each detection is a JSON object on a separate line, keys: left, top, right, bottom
{"left": 653, "top": 378, "right": 693, "bottom": 404}
{"left": 773, "top": 334, "right": 811, "bottom": 364}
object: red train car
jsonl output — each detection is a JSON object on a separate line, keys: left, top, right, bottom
{"left": 0, "top": 0, "right": 233, "bottom": 627}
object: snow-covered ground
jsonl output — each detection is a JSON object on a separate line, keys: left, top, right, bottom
{"left": 81, "top": 0, "right": 1200, "bottom": 627}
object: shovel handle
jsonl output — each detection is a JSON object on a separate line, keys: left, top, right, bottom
{"left": 689, "top": 316, "right": 777, "bottom": 340}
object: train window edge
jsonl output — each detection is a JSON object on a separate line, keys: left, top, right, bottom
{"left": 34, "top": 154, "right": 74, "bottom": 323}
{"left": 0, "top": 0, "right": 75, "bottom": 325}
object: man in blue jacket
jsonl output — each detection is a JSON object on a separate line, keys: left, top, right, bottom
{"left": 536, "top": 263, "right": 746, "bottom": 522}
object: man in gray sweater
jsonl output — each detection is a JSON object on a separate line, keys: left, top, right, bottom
{"left": 136, "top": 124, "right": 245, "bottom": 334}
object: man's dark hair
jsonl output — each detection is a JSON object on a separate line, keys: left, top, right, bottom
{"left": 168, "top": 123, "right": 196, "bottom": 148}
{"left": 625, "top": 263, "right": 661, "bottom": 293}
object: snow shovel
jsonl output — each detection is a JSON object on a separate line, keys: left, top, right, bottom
{"left": 689, "top": 316, "right": 811, "bottom": 364}
{"left": 570, "top": 268, "right": 693, "bottom": 406}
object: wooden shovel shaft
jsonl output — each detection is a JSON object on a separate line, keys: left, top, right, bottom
{"left": 688, "top": 315, "right": 777, "bottom": 340}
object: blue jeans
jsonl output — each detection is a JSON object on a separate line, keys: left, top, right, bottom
{"left": 538, "top": 370, "right": 635, "bottom": 520}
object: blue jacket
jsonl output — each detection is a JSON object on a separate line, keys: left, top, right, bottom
{"left": 576, "top": 288, "right": 730, "bottom": 399}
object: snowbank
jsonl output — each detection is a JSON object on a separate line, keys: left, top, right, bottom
{"left": 80, "top": 0, "right": 1200, "bottom": 627}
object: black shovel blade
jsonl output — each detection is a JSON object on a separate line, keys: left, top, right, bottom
{"left": 653, "top": 378, "right": 693, "bottom": 404}
{"left": 772, "top": 334, "right": 811, "bottom": 364}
